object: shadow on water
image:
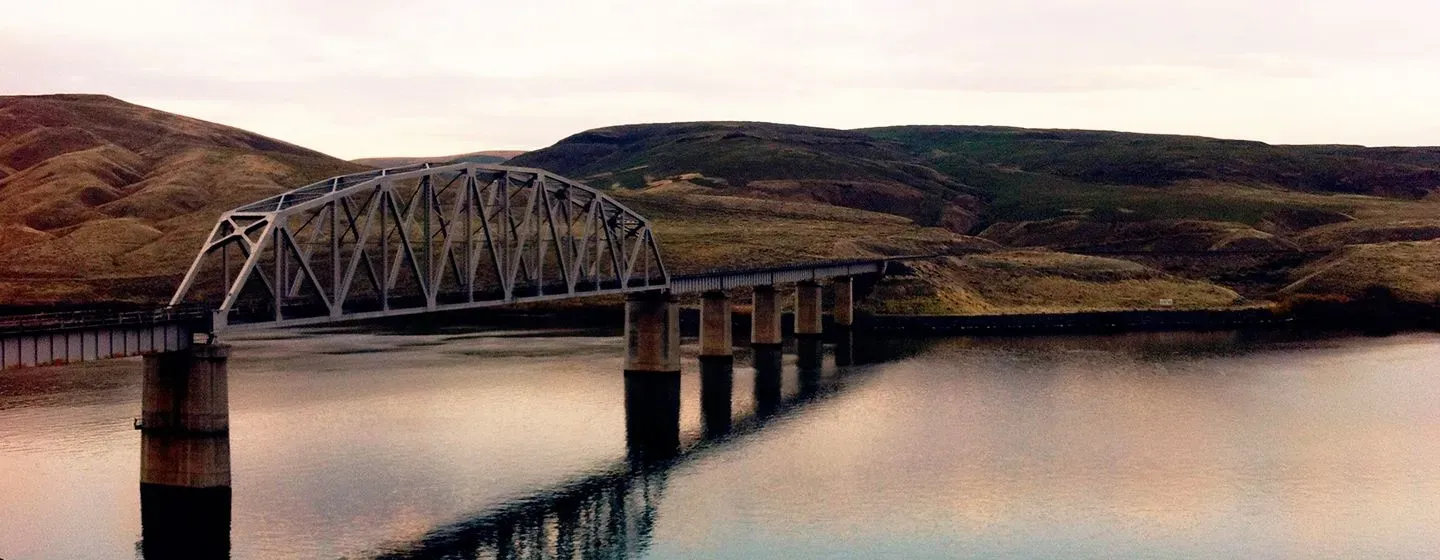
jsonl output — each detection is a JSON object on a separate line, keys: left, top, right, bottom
{"left": 139, "top": 485, "right": 231, "bottom": 560}
{"left": 357, "top": 336, "right": 923, "bottom": 560}
{"left": 130, "top": 335, "right": 930, "bottom": 560}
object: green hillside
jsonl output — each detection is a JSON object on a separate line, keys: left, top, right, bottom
{"left": 505, "top": 122, "right": 983, "bottom": 231}
{"left": 843, "top": 126, "right": 1440, "bottom": 233}
{"left": 508, "top": 121, "right": 1440, "bottom": 313}
{"left": 865, "top": 125, "right": 1440, "bottom": 198}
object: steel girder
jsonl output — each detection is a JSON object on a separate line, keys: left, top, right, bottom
{"left": 170, "top": 163, "right": 668, "bottom": 330}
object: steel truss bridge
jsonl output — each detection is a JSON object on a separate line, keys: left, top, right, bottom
{"left": 0, "top": 163, "right": 900, "bottom": 369}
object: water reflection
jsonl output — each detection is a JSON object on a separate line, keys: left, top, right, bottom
{"left": 699, "top": 360, "right": 733, "bottom": 438}
{"left": 369, "top": 339, "right": 881, "bottom": 560}
{"left": 833, "top": 330, "right": 854, "bottom": 367}
{"left": 796, "top": 337, "right": 823, "bottom": 370}
{"left": 623, "top": 373, "right": 681, "bottom": 463}
{"left": 140, "top": 485, "right": 231, "bottom": 560}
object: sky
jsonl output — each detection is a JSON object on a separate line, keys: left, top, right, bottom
{"left": 4, "top": 0, "right": 1439, "bottom": 159}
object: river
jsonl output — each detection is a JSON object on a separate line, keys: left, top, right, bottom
{"left": 1, "top": 327, "right": 1438, "bottom": 559}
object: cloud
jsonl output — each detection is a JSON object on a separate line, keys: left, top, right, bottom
{"left": 4, "top": 0, "right": 1438, "bottom": 158}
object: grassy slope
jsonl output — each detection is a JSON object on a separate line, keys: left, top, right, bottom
{"left": 613, "top": 189, "right": 993, "bottom": 275}
{"left": 865, "top": 125, "right": 1440, "bottom": 198}
{"left": 1283, "top": 241, "right": 1440, "bottom": 304}
{"left": 4, "top": 102, "right": 1435, "bottom": 315}
{"left": 0, "top": 94, "right": 368, "bottom": 304}
{"left": 866, "top": 252, "right": 1243, "bottom": 315}
{"left": 506, "top": 122, "right": 982, "bottom": 230}
{"left": 852, "top": 125, "right": 1440, "bottom": 307}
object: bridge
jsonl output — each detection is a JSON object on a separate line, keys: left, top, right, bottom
{"left": 0, "top": 162, "right": 919, "bottom": 538}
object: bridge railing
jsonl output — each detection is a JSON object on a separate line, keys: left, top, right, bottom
{"left": 0, "top": 304, "right": 212, "bottom": 335}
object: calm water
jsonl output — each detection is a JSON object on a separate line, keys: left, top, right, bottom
{"left": 2, "top": 327, "right": 1439, "bottom": 559}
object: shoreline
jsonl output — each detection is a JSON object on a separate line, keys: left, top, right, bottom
{"left": 860, "top": 308, "right": 1287, "bottom": 336}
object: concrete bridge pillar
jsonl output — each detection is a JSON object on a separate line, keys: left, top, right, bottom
{"left": 750, "top": 285, "right": 782, "bottom": 348}
{"left": 833, "top": 276, "right": 854, "bottom": 329}
{"left": 624, "top": 292, "right": 680, "bottom": 375}
{"left": 623, "top": 291, "right": 681, "bottom": 463}
{"left": 750, "top": 285, "right": 784, "bottom": 373}
{"left": 795, "top": 281, "right": 823, "bottom": 337}
{"left": 699, "top": 291, "right": 733, "bottom": 364}
{"left": 140, "top": 343, "right": 231, "bottom": 490}
{"left": 796, "top": 281, "right": 824, "bottom": 369}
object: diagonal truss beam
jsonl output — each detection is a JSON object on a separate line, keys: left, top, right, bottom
{"left": 170, "top": 163, "right": 669, "bottom": 330}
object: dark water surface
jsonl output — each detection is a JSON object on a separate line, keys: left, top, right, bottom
{"left": 2, "top": 329, "right": 1439, "bottom": 559}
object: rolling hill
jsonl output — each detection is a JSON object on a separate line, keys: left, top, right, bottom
{"left": 506, "top": 122, "right": 984, "bottom": 233}
{"left": 0, "top": 94, "right": 368, "bottom": 305}
{"left": 2, "top": 98, "right": 1436, "bottom": 318}
{"left": 507, "top": 121, "right": 1440, "bottom": 309}
{"left": 0, "top": 99, "right": 989, "bottom": 307}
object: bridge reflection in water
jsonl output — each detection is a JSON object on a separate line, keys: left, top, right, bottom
{"left": 136, "top": 333, "right": 892, "bottom": 559}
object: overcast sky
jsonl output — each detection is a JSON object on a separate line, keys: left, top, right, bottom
{"left": 5, "top": 0, "right": 1438, "bottom": 159}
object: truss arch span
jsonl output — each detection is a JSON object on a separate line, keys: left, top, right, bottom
{"left": 170, "top": 163, "right": 668, "bottom": 330}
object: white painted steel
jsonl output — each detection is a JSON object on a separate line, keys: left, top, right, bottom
{"left": 0, "top": 324, "right": 192, "bottom": 369}
{"left": 170, "top": 163, "right": 670, "bottom": 330}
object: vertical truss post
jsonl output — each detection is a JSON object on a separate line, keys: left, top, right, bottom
{"left": 170, "top": 164, "right": 669, "bottom": 329}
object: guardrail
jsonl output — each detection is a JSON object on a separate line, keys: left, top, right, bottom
{"left": 0, "top": 304, "right": 211, "bottom": 335}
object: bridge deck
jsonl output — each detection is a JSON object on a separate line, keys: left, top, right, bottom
{"left": 0, "top": 257, "right": 909, "bottom": 368}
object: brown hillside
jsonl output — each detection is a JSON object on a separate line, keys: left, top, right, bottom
{"left": 507, "top": 122, "right": 982, "bottom": 233}
{"left": 0, "top": 94, "right": 367, "bottom": 305}
{"left": 1282, "top": 241, "right": 1440, "bottom": 305}
{"left": 866, "top": 252, "right": 1243, "bottom": 315}
{"left": 979, "top": 218, "right": 1295, "bottom": 252}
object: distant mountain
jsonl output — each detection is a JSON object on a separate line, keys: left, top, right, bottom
{"left": 352, "top": 150, "right": 527, "bottom": 169}
{"left": 0, "top": 94, "right": 367, "bottom": 304}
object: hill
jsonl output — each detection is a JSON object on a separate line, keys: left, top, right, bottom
{"left": 865, "top": 125, "right": 1440, "bottom": 199}
{"left": 4, "top": 102, "right": 1436, "bottom": 319}
{"left": 420, "top": 121, "right": 1440, "bottom": 315}
{"left": 506, "top": 122, "right": 983, "bottom": 232}
{"left": 352, "top": 150, "right": 526, "bottom": 168}
{"left": 0, "top": 101, "right": 992, "bottom": 308}
{"left": 866, "top": 252, "right": 1243, "bottom": 315}
{"left": 0, "top": 94, "right": 368, "bottom": 305}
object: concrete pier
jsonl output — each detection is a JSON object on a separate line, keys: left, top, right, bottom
{"left": 624, "top": 292, "right": 680, "bottom": 375}
{"left": 750, "top": 285, "right": 782, "bottom": 349}
{"left": 795, "top": 281, "right": 824, "bottom": 369}
{"left": 623, "top": 291, "right": 681, "bottom": 462}
{"left": 795, "top": 281, "right": 823, "bottom": 337}
{"left": 699, "top": 290, "right": 733, "bottom": 364}
{"left": 140, "top": 343, "right": 231, "bottom": 490}
{"left": 833, "top": 276, "right": 854, "bottom": 329}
